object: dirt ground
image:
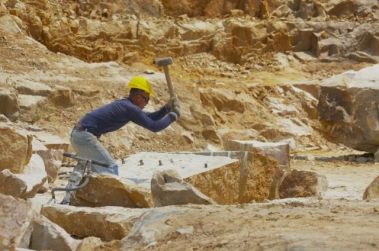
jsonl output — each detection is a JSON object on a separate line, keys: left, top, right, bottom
{"left": 128, "top": 157, "right": 379, "bottom": 250}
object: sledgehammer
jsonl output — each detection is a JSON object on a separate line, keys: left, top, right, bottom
{"left": 154, "top": 57, "right": 176, "bottom": 99}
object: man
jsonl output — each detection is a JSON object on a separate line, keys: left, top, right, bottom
{"left": 61, "top": 76, "right": 180, "bottom": 204}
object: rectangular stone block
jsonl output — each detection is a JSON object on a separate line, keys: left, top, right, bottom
{"left": 120, "top": 152, "right": 240, "bottom": 205}
{"left": 224, "top": 139, "right": 290, "bottom": 168}
{"left": 193, "top": 150, "right": 282, "bottom": 202}
{"left": 121, "top": 150, "right": 282, "bottom": 204}
{"left": 41, "top": 205, "right": 147, "bottom": 241}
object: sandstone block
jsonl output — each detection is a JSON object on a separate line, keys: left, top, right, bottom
{"left": 76, "top": 237, "right": 103, "bottom": 251}
{"left": 318, "top": 64, "right": 379, "bottom": 153}
{"left": 32, "top": 131, "right": 69, "bottom": 151}
{"left": 122, "top": 151, "right": 281, "bottom": 204}
{"left": 121, "top": 152, "right": 241, "bottom": 204}
{"left": 363, "top": 176, "right": 379, "bottom": 200}
{"left": 71, "top": 174, "right": 153, "bottom": 208}
{"left": 0, "top": 154, "right": 47, "bottom": 199}
{"left": 0, "top": 194, "right": 34, "bottom": 250}
{"left": 0, "top": 125, "right": 32, "bottom": 173}
{"left": 41, "top": 205, "right": 147, "bottom": 241}
{"left": 0, "top": 88, "right": 19, "bottom": 120}
{"left": 35, "top": 148, "right": 63, "bottom": 183}
{"left": 0, "top": 15, "right": 22, "bottom": 34}
{"left": 225, "top": 140, "right": 290, "bottom": 168}
{"left": 30, "top": 216, "right": 80, "bottom": 251}
{"left": 15, "top": 81, "right": 53, "bottom": 96}
{"left": 279, "top": 170, "right": 328, "bottom": 198}
{"left": 193, "top": 150, "right": 282, "bottom": 202}
{"left": 18, "top": 94, "right": 46, "bottom": 109}
{"left": 151, "top": 169, "right": 214, "bottom": 207}
{"left": 49, "top": 87, "right": 74, "bottom": 107}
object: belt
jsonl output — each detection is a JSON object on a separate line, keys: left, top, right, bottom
{"left": 73, "top": 122, "right": 99, "bottom": 138}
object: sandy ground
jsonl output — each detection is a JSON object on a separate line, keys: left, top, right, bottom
{"left": 38, "top": 157, "right": 379, "bottom": 251}
{"left": 133, "top": 158, "right": 379, "bottom": 251}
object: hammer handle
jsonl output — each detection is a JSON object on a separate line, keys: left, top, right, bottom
{"left": 163, "top": 66, "right": 175, "bottom": 99}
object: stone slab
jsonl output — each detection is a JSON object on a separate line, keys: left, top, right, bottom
{"left": 224, "top": 140, "right": 290, "bottom": 168}
{"left": 72, "top": 174, "right": 153, "bottom": 208}
{"left": 41, "top": 205, "right": 147, "bottom": 241}
{"left": 121, "top": 152, "right": 240, "bottom": 204}
{"left": 32, "top": 131, "right": 69, "bottom": 151}
{"left": 0, "top": 154, "right": 47, "bottom": 199}
{"left": 121, "top": 151, "right": 281, "bottom": 204}
{"left": 0, "top": 194, "right": 34, "bottom": 250}
{"left": 15, "top": 80, "right": 53, "bottom": 96}
{"left": 18, "top": 94, "right": 46, "bottom": 109}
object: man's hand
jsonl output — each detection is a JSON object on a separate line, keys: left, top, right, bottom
{"left": 172, "top": 104, "right": 181, "bottom": 118}
{"left": 167, "top": 97, "right": 180, "bottom": 111}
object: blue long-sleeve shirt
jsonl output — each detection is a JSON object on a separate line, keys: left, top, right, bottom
{"left": 79, "top": 98, "right": 175, "bottom": 137}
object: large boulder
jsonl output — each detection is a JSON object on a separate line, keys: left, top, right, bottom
{"left": 317, "top": 64, "right": 379, "bottom": 153}
{"left": 0, "top": 154, "right": 47, "bottom": 199}
{"left": 0, "top": 124, "right": 32, "bottom": 173}
{"left": 0, "top": 194, "right": 34, "bottom": 250}
{"left": 0, "top": 88, "right": 19, "bottom": 120}
{"left": 363, "top": 176, "right": 379, "bottom": 200}
{"left": 30, "top": 216, "right": 80, "bottom": 251}
{"left": 151, "top": 169, "right": 214, "bottom": 207}
{"left": 71, "top": 174, "right": 153, "bottom": 208}
{"left": 278, "top": 170, "right": 328, "bottom": 198}
{"left": 122, "top": 151, "right": 281, "bottom": 204}
{"left": 121, "top": 152, "right": 241, "bottom": 204}
{"left": 41, "top": 205, "right": 147, "bottom": 241}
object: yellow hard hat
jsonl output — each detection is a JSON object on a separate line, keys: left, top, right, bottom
{"left": 127, "top": 76, "right": 155, "bottom": 97}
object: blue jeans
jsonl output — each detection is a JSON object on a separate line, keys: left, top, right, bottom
{"left": 61, "top": 128, "right": 118, "bottom": 204}
{"left": 70, "top": 128, "right": 118, "bottom": 175}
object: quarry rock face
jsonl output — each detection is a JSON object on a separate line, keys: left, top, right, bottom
{"left": 363, "top": 176, "right": 379, "bottom": 200}
{"left": 30, "top": 216, "right": 81, "bottom": 251}
{"left": 2, "top": 0, "right": 378, "bottom": 66}
{"left": 0, "top": 194, "right": 34, "bottom": 250}
{"left": 71, "top": 174, "right": 153, "bottom": 208}
{"left": 41, "top": 205, "right": 147, "bottom": 241}
{"left": 318, "top": 64, "right": 379, "bottom": 153}
{"left": 278, "top": 170, "right": 328, "bottom": 198}
{"left": 0, "top": 124, "right": 32, "bottom": 173}
{"left": 151, "top": 169, "right": 215, "bottom": 206}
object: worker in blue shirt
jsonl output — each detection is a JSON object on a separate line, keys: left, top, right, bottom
{"left": 61, "top": 76, "right": 180, "bottom": 204}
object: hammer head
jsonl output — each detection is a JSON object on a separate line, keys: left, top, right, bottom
{"left": 155, "top": 57, "right": 173, "bottom": 67}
